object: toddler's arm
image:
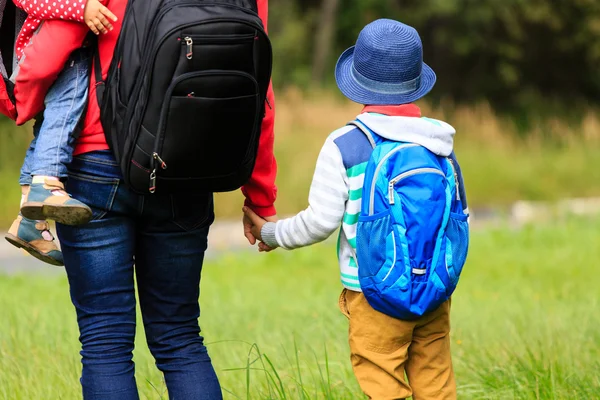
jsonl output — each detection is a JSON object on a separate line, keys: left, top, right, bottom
{"left": 13, "top": 0, "right": 117, "bottom": 34}
{"left": 13, "top": 0, "right": 86, "bottom": 23}
{"left": 248, "top": 137, "right": 349, "bottom": 250}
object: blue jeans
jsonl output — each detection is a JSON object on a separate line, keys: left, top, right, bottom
{"left": 19, "top": 48, "right": 90, "bottom": 186}
{"left": 56, "top": 151, "right": 222, "bottom": 400}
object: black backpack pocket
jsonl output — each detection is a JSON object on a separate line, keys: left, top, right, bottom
{"left": 175, "top": 32, "right": 257, "bottom": 77}
{"left": 150, "top": 70, "right": 260, "bottom": 193}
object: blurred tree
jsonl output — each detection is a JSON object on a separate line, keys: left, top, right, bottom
{"left": 268, "top": 0, "right": 600, "bottom": 112}
{"left": 311, "top": 0, "right": 340, "bottom": 84}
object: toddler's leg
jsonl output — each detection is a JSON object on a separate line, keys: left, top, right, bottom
{"left": 339, "top": 289, "right": 416, "bottom": 400}
{"left": 405, "top": 300, "right": 456, "bottom": 400}
{"left": 4, "top": 123, "right": 64, "bottom": 266}
{"left": 19, "top": 128, "right": 37, "bottom": 189}
{"left": 21, "top": 48, "right": 92, "bottom": 226}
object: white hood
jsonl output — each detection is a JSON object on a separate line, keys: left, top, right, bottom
{"left": 356, "top": 113, "right": 456, "bottom": 156}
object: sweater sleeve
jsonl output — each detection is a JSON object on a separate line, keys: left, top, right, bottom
{"left": 241, "top": 82, "right": 277, "bottom": 217}
{"left": 13, "top": 0, "right": 86, "bottom": 22}
{"left": 240, "top": 0, "right": 277, "bottom": 217}
{"left": 261, "top": 138, "right": 348, "bottom": 250}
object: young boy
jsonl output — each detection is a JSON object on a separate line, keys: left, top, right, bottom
{"left": 0, "top": 0, "right": 117, "bottom": 265}
{"left": 244, "top": 19, "right": 467, "bottom": 400}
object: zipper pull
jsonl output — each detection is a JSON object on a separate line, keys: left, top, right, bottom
{"left": 149, "top": 169, "right": 157, "bottom": 194}
{"left": 388, "top": 182, "right": 395, "bottom": 205}
{"left": 153, "top": 152, "right": 167, "bottom": 169}
{"left": 185, "top": 36, "right": 193, "bottom": 59}
{"left": 448, "top": 158, "right": 460, "bottom": 200}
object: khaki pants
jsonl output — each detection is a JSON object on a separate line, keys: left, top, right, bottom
{"left": 339, "top": 289, "right": 456, "bottom": 400}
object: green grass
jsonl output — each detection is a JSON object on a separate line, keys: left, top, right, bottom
{"left": 1, "top": 216, "right": 600, "bottom": 399}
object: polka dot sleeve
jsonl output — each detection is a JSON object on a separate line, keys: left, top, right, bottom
{"left": 13, "top": 0, "right": 87, "bottom": 60}
{"left": 13, "top": 0, "right": 86, "bottom": 23}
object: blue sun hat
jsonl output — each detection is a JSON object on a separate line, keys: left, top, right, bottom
{"left": 335, "top": 19, "right": 436, "bottom": 105}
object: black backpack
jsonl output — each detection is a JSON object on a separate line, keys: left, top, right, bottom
{"left": 96, "top": 0, "right": 272, "bottom": 194}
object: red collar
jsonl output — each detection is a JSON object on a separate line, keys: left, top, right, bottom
{"left": 361, "top": 104, "right": 422, "bottom": 117}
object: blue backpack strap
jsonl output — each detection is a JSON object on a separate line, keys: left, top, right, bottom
{"left": 335, "top": 123, "right": 375, "bottom": 171}
{"left": 347, "top": 120, "right": 377, "bottom": 149}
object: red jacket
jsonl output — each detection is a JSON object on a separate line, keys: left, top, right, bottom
{"left": 14, "top": 20, "right": 87, "bottom": 125}
{"left": 6, "top": 0, "right": 277, "bottom": 216}
{"left": 0, "top": 0, "right": 86, "bottom": 124}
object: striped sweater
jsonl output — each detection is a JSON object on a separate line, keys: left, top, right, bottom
{"left": 261, "top": 107, "right": 459, "bottom": 291}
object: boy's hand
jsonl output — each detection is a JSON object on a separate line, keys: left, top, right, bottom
{"left": 258, "top": 242, "right": 276, "bottom": 253}
{"left": 84, "top": 0, "right": 118, "bottom": 35}
{"left": 242, "top": 207, "right": 269, "bottom": 242}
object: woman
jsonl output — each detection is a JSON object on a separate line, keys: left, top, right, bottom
{"left": 56, "top": 0, "right": 277, "bottom": 398}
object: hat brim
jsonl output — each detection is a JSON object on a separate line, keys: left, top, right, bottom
{"left": 335, "top": 46, "right": 437, "bottom": 105}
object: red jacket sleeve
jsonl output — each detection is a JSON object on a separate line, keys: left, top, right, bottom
{"left": 13, "top": 0, "right": 85, "bottom": 22}
{"left": 241, "top": 0, "right": 277, "bottom": 217}
{"left": 14, "top": 20, "right": 88, "bottom": 125}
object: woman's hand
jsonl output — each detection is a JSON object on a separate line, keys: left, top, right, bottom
{"left": 242, "top": 207, "right": 278, "bottom": 252}
{"left": 242, "top": 207, "right": 268, "bottom": 241}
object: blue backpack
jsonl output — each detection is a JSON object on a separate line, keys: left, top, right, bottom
{"left": 353, "top": 121, "right": 469, "bottom": 320}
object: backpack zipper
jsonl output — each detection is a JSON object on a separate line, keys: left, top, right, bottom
{"left": 153, "top": 152, "right": 167, "bottom": 170}
{"left": 149, "top": 169, "right": 157, "bottom": 193}
{"left": 181, "top": 33, "right": 257, "bottom": 60}
{"left": 447, "top": 158, "right": 460, "bottom": 200}
{"left": 368, "top": 144, "right": 419, "bottom": 215}
{"left": 185, "top": 37, "right": 194, "bottom": 59}
{"left": 149, "top": 153, "right": 168, "bottom": 194}
{"left": 387, "top": 168, "right": 445, "bottom": 205}
{"left": 140, "top": 2, "right": 260, "bottom": 66}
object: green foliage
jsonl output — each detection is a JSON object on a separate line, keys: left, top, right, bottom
{"left": 1, "top": 216, "right": 600, "bottom": 398}
{"left": 0, "top": 119, "right": 30, "bottom": 224}
{"left": 269, "top": 0, "right": 600, "bottom": 110}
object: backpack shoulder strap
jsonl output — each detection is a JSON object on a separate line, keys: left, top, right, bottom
{"left": 348, "top": 119, "right": 377, "bottom": 149}
{"left": 93, "top": 45, "right": 104, "bottom": 106}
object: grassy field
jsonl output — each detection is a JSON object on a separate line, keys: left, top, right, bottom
{"left": 1, "top": 216, "right": 600, "bottom": 399}
{"left": 2, "top": 92, "right": 600, "bottom": 226}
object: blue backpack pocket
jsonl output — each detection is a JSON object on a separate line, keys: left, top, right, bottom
{"left": 356, "top": 210, "right": 395, "bottom": 281}
{"left": 444, "top": 211, "right": 469, "bottom": 288}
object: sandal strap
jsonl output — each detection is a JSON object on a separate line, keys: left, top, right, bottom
{"left": 35, "top": 221, "right": 50, "bottom": 231}
{"left": 43, "top": 179, "right": 66, "bottom": 191}
{"left": 34, "top": 221, "right": 55, "bottom": 241}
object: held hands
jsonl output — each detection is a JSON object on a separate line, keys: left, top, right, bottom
{"left": 242, "top": 207, "right": 277, "bottom": 252}
{"left": 84, "top": 0, "right": 118, "bottom": 35}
